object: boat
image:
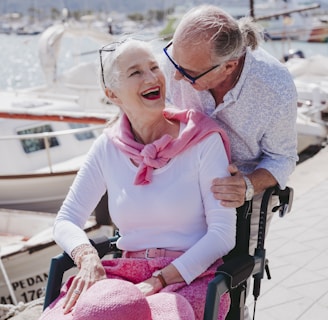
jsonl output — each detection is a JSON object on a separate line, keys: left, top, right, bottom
{"left": 253, "top": 0, "right": 328, "bottom": 43}
{"left": 296, "top": 111, "right": 327, "bottom": 154}
{"left": 286, "top": 53, "right": 328, "bottom": 99}
{"left": 0, "top": 20, "right": 121, "bottom": 123}
{"left": 6, "top": 22, "right": 119, "bottom": 115}
{"left": 0, "top": 208, "right": 112, "bottom": 305}
{"left": 0, "top": 106, "right": 117, "bottom": 213}
{"left": 0, "top": 22, "right": 120, "bottom": 213}
{"left": 284, "top": 53, "right": 328, "bottom": 154}
{"left": 285, "top": 53, "right": 328, "bottom": 122}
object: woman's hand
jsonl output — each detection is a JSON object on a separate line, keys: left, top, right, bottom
{"left": 135, "top": 264, "right": 184, "bottom": 296}
{"left": 135, "top": 277, "right": 162, "bottom": 296}
{"left": 63, "top": 253, "right": 107, "bottom": 314}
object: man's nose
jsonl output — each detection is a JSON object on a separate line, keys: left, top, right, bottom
{"left": 173, "top": 69, "right": 184, "bottom": 81}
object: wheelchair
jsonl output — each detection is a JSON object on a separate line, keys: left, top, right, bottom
{"left": 43, "top": 185, "right": 293, "bottom": 320}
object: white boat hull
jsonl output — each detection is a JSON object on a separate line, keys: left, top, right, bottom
{"left": 1, "top": 242, "right": 68, "bottom": 304}
{"left": 0, "top": 171, "right": 77, "bottom": 213}
{"left": 284, "top": 54, "right": 328, "bottom": 154}
{"left": 297, "top": 112, "right": 327, "bottom": 154}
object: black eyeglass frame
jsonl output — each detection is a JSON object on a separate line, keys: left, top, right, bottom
{"left": 99, "top": 42, "right": 122, "bottom": 88}
{"left": 163, "top": 41, "right": 221, "bottom": 84}
{"left": 99, "top": 40, "right": 133, "bottom": 88}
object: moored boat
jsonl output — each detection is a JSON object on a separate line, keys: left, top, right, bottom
{"left": 254, "top": 0, "right": 328, "bottom": 43}
{"left": 0, "top": 208, "right": 111, "bottom": 305}
{"left": 286, "top": 53, "right": 328, "bottom": 153}
{"left": 0, "top": 107, "right": 117, "bottom": 213}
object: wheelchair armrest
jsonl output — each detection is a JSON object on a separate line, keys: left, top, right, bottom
{"left": 216, "top": 255, "right": 255, "bottom": 289}
{"left": 89, "top": 235, "right": 117, "bottom": 259}
{"left": 43, "top": 235, "right": 120, "bottom": 310}
{"left": 43, "top": 252, "right": 74, "bottom": 310}
{"left": 203, "top": 254, "right": 255, "bottom": 320}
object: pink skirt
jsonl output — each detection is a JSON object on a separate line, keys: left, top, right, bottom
{"left": 40, "top": 257, "right": 230, "bottom": 320}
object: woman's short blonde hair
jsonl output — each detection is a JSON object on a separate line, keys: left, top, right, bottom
{"left": 99, "top": 38, "right": 154, "bottom": 92}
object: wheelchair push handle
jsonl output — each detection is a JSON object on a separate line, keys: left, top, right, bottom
{"left": 271, "top": 185, "right": 294, "bottom": 217}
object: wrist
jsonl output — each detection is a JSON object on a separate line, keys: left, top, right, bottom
{"left": 243, "top": 175, "right": 254, "bottom": 201}
{"left": 152, "top": 270, "right": 167, "bottom": 288}
{"left": 71, "top": 244, "right": 98, "bottom": 269}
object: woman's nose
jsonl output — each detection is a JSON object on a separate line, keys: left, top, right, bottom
{"left": 144, "top": 70, "right": 157, "bottom": 82}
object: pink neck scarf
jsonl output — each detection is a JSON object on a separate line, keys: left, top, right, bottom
{"left": 107, "top": 108, "right": 231, "bottom": 185}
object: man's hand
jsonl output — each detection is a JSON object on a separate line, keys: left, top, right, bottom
{"left": 212, "top": 165, "right": 278, "bottom": 208}
{"left": 211, "top": 164, "right": 246, "bottom": 208}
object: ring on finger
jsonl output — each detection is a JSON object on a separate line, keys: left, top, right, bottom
{"left": 73, "top": 289, "right": 81, "bottom": 295}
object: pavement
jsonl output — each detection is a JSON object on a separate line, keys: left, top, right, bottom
{"left": 247, "top": 146, "right": 328, "bottom": 320}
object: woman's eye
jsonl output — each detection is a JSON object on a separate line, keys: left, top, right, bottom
{"left": 130, "top": 70, "right": 140, "bottom": 76}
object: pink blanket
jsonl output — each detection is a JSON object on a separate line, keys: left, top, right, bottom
{"left": 40, "top": 257, "right": 230, "bottom": 320}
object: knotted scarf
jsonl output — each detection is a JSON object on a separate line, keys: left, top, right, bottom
{"left": 107, "top": 108, "right": 231, "bottom": 185}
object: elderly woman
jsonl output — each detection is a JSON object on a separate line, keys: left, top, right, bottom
{"left": 40, "top": 38, "right": 236, "bottom": 320}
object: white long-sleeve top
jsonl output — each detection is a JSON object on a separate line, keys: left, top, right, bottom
{"left": 54, "top": 124, "right": 236, "bottom": 284}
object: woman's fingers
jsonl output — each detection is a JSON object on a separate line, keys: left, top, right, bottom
{"left": 63, "top": 286, "right": 83, "bottom": 314}
{"left": 62, "top": 256, "right": 107, "bottom": 313}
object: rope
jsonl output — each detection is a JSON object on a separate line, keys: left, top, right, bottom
{"left": 0, "top": 297, "right": 44, "bottom": 320}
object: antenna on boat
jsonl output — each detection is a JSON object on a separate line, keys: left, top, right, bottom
{"left": 250, "top": 0, "right": 255, "bottom": 18}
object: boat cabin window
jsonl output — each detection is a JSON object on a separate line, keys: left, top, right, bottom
{"left": 17, "top": 124, "right": 59, "bottom": 154}
{"left": 68, "top": 123, "right": 95, "bottom": 141}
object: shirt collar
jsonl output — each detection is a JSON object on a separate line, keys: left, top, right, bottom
{"left": 211, "top": 48, "right": 252, "bottom": 116}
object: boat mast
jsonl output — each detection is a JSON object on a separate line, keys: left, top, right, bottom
{"left": 250, "top": 0, "right": 255, "bottom": 18}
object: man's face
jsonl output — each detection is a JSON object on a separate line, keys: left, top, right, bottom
{"left": 167, "top": 39, "right": 229, "bottom": 91}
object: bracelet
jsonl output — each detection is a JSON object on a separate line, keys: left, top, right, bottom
{"left": 152, "top": 270, "right": 167, "bottom": 288}
{"left": 71, "top": 244, "right": 98, "bottom": 269}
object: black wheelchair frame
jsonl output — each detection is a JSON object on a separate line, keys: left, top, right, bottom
{"left": 43, "top": 185, "right": 293, "bottom": 320}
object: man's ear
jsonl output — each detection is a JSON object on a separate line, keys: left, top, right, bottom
{"left": 105, "top": 88, "right": 122, "bottom": 106}
{"left": 224, "top": 60, "right": 238, "bottom": 76}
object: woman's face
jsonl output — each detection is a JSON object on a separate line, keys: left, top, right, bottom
{"left": 107, "top": 45, "right": 166, "bottom": 119}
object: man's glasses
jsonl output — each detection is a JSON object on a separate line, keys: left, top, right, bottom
{"left": 163, "top": 41, "right": 221, "bottom": 84}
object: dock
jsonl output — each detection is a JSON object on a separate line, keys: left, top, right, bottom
{"left": 248, "top": 146, "right": 328, "bottom": 319}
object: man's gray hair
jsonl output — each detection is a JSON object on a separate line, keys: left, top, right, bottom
{"left": 174, "top": 5, "right": 263, "bottom": 62}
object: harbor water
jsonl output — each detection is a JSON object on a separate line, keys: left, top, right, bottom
{"left": 0, "top": 32, "right": 327, "bottom": 91}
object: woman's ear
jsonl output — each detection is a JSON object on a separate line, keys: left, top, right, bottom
{"left": 105, "top": 88, "right": 122, "bottom": 106}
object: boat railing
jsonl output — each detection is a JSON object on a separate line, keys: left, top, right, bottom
{"left": 0, "top": 124, "right": 106, "bottom": 174}
{"left": 0, "top": 124, "right": 106, "bottom": 141}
